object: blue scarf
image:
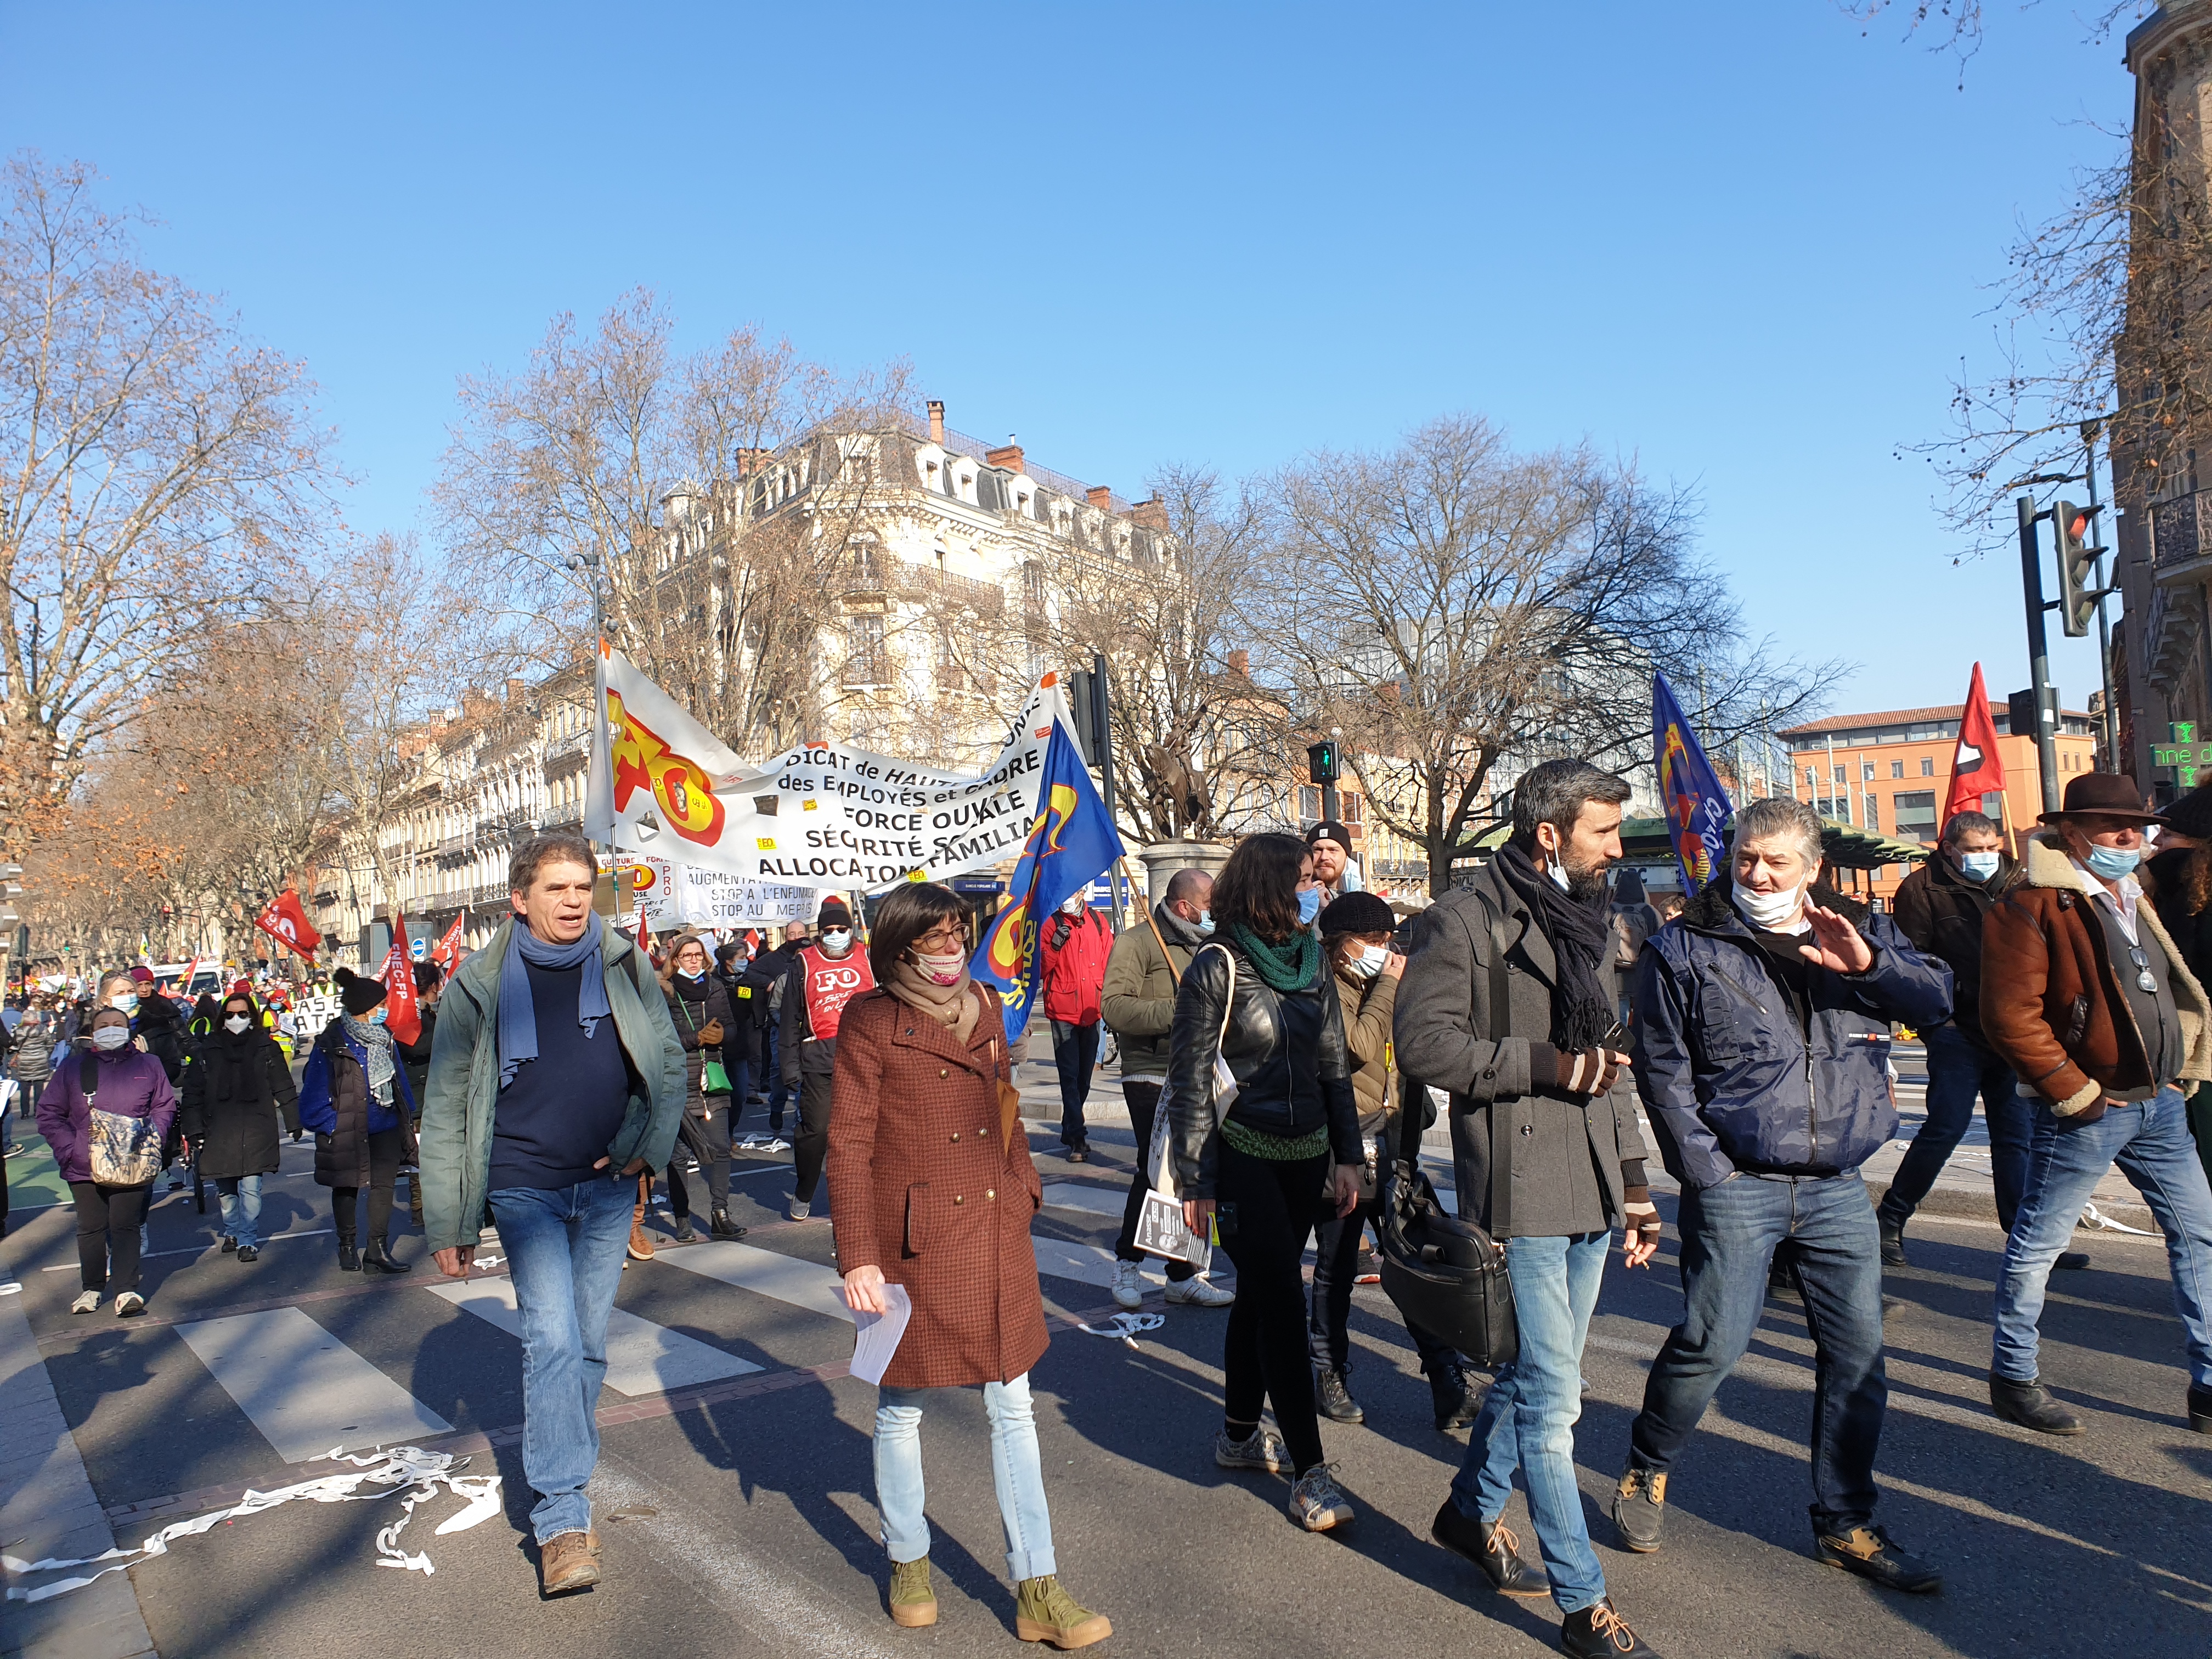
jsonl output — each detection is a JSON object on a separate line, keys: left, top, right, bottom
{"left": 497, "top": 916, "right": 613, "bottom": 1089}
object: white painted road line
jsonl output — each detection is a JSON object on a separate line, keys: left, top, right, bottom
{"left": 175, "top": 1306, "right": 453, "bottom": 1461}
{"left": 656, "top": 1240, "right": 855, "bottom": 1324}
{"left": 425, "top": 1276, "right": 762, "bottom": 1396}
{"left": 1041, "top": 1182, "right": 1125, "bottom": 1218}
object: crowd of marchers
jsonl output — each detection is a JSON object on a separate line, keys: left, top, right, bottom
{"left": 8, "top": 761, "right": 2211, "bottom": 1659}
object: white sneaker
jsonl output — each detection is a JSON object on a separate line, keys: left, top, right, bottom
{"left": 1165, "top": 1274, "right": 1234, "bottom": 1308}
{"left": 787, "top": 1196, "right": 811, "bottom": 1221}
{"left": 70, "top": 1290, "right": 101, "bottom": 1314}
{"left": 1111, "top": 1260, "right": 1145, "bottom": 1311}
{"left": 114, "top": 1291, "right": 145, "bottom": 1318}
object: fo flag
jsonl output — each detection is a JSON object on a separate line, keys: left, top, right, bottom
{"left": 968, "top": 706, "right": 1125, "bottom": 1043}
{"left": 255, "top": 890, "right": 322, "bottom": 956}
{"left": 431, "top": 911, "right": 469, "bottom": 975}
{"left": 1654, "top": 671, "right": 1735, "bottom": 893}
{"left": 377, "top": 911, "right": 422, "bottom": 1047}
{"left": 1945, "top": 663, "right": 2007, "bottom": 826}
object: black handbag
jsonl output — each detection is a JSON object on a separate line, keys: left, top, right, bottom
{"left": 1375, "top": 895, "right": 1519, "bottom": 1368}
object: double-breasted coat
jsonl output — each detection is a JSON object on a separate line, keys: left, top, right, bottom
{"left": 826, "top": 985, "right": 1049, "bottom": 1390}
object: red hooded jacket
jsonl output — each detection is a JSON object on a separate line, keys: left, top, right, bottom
{"left": 1040, "top": 906, "right": 1114, "bottom": 1025}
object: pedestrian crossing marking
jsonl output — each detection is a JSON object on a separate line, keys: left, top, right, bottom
{"left": 425, "top": 1276, "right": 763, "bottom": 1396}
{"left": 175, "top": 1307, "right": 453, "bottom": 1462}
{"left": 1040, "top": 1182, "right": 1124, "bottom": 1218}
{"left": 655, "top": 1240, "right": 856, "bottom": 1324}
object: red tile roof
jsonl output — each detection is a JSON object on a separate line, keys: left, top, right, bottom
{"left": 1777, "top": 702, "right": 2091, "bottom": 738}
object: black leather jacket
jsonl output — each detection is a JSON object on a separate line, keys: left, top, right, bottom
{"left": 1166, "top": 939, "right": 1360, "bottom": 1199}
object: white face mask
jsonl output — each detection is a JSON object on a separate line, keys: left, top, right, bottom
{"left": 1735, "top": 881, "right": 1807, "bottom": 933}
{"left": 819, "top": 928, "right": 853, "bottom": 955}
{"left": 91, "top": 1025, "right": 132, "bottom": 1051}
{"left": 909, "top": 947, "right": 966, "bottom": 987}
{"left": 1059, "top": 896, "right": 1085, "bottom": 917}
{"left": 224, "top": 1014, "right": 251, "bottom": 1034}
{"left": 1347, "top": 943, "right": 1389, "bottom": 980}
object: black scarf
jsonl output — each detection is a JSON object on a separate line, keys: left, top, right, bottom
{"left": 215, "top": 1030, "right": 269, "bottom": 1104}
{"left": 1494, "top": 842, "right": 1615, "bottom": 1053}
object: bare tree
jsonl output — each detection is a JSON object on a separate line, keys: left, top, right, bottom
{"left": 0, "top": 152, "right": 336, "bottom": 849}
{"left": 1251, "top": 416, "right": 1832, "bottom": 896}
{"left": 435, "top": 292, "right": 917, "bottom": 758}
{"left": 1839, "top": 2, "right": 2145, "bottom": 67}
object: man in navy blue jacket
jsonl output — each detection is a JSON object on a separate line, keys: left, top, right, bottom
{"left": 1616, "top": 796, "right": 1953, "bottom": 1595}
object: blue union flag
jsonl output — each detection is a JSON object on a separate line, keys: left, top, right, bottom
{"left": 1654, "top": 671, "right": 1734, "bottom": 892}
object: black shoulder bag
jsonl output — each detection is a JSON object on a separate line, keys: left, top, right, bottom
{"left": 1375, "top": 894, "right": 1519, "bottom": 1368}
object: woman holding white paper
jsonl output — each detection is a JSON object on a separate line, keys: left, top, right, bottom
{"left": 827, "top": 883, "right": 1111, "bottom": 1650}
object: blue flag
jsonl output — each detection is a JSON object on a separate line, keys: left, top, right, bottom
{"left": 969, "top": 707, "right": 1125, "bottom": 1042}
{"left": 1653, "top": 671, "right": 1734, "bottom": 893}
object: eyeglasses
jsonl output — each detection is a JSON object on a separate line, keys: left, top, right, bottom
{"left": 914, "top": 924, "right": 967, "bottom": 950}
{"left": 2127, "top": 944, "right": 2158, "bottom": 994}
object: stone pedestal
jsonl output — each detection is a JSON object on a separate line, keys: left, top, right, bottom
{"left": 1135, "top": 841, "right": 1234, "bottom": 907}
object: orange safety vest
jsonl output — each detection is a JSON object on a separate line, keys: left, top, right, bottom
{"left": 797, "top": 944, "right": 875, "bottom": 1041}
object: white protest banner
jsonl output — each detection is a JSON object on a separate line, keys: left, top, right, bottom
{"left": 628, "top": 856, "right": 816, "bottom": 928}
{"left": 588, "top": 644, "right": 1069, "bottom": 891}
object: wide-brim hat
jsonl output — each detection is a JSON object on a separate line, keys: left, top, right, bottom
{"left": 2038, "top": 772, "right": 2168, "bottom": 826}
{"left": 2159, "top": 781, "right": 2212, "bottom": 842}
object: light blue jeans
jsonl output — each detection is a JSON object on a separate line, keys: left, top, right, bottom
{"left": 875, "top": 1373, "right": 1056, "bottom": 1582}
{"left": 1453, "top": 1231, "right": 1609, "bottom": 1615}
{"left": 216, "top": 1176, "right": 262, "bottom": 1250}
{"left": 1994, "top": 1085, "right": 2212, "bottom": 1390}
{"left": 488, "top": 1175, "right": 635, "bottom": 1542}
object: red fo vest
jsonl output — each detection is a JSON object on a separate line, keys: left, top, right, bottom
{"left": 798, "top": 944, "right": 875, "bottom": 1040}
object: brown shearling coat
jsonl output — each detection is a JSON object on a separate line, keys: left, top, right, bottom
{"left": 826, "top": 984, "right": 1049, "bottom": 1390}
{"left": 1980, "top": 833, "right": 2212, "bottom": 1116}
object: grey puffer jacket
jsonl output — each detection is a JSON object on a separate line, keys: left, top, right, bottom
{"left": 1393, "top": 859, "right": 1651, "bottom": 1240}
{"left": 1632, "top": 878, "right": 1954, "bottom": 1191}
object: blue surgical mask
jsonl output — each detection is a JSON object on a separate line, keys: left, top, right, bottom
{"left": 112, "top": 992, "right": 140, "bottom": 1017}
{"left": 1297, "top": 886, "right": 1322, "bottom": 927}
{"left": 365, "top": 1006, "right": 388, "bottom": 1025}
{"left": 1196, "top": 909, "right": 1216, "bottom": 937}
{"left": 1957, "top": 851, "right": 2001, "bottom": 883}
{"left": 1348, "top": 943, "right": 1388, "bottom": 980}
{"left": 2085, "top": 844, "right": 2141, "bottom": 882}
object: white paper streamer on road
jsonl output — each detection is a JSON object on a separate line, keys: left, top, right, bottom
{"left": 587, "top": 645, "right": 1074, "bottom": 891}
{"left": 1075, "top": 1312, "right": 1165, "bottom": 1350}
{"left": 2079, "top": 1201, "right": 2157, "bottom": 1236}
{"left": 1, "top": 1446, "right": 500, "bottom": 1601}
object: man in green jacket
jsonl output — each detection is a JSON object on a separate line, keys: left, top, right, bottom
{"left": 421, "top": 832, "right": 686, "bottom": 1599}
{"left": 1099, "top": 867, "right": 1233, "bottom": 1312}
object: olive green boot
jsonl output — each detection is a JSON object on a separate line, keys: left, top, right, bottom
{"left": 888, "top": 1556, "right": 936, "bottom": 1628}
{"left": 1014, "top": 1575, "right": 1111, "bottom": 1650}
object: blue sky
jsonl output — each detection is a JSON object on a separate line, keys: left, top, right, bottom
{"left": 0, "top": 1, "right": 2132, "bottom": 720}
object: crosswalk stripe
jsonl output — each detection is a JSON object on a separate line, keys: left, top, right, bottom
{"left": 1041, "top": 1182, "right": 1124, "bottom": 1218}
{"left": 175, "top": 1306, "right": 453, "bottom": 1461}
{"left": 654, "top": 1240, "right": 855, "bottom": 1324}
{"left": 425, "top": 1277, "right": 763, "bottom": 1396}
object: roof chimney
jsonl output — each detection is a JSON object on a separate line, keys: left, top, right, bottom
{"left": 1086, "top": 486, "right": 1113, "bottom": 510}
{"left": 506, "top": 677, "right": 529, "bottom": 706}
{"left": 1131, "top": 492, "right": 1168, "bottom": 531}
{"left": 985, "top": 437, "right": 1025, "bottom": 473}
{"left": 927, "top": 400, "right": 945, "bottom": 445}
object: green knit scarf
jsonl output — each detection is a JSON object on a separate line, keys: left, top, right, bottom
{"left": 1228, "top": 923, "right": 1318, "bottom": 993}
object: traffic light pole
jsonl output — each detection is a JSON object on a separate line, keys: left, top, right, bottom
{"left": 2017, "top": 494, "right": 2063, "bottom": 813}
{"left": 2084, "top": 427, "right": 2119, "bottom": 769}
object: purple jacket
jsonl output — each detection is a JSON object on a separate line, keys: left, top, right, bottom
{"left": 36, "top": 1049, "right": 179, "bottom": 1184}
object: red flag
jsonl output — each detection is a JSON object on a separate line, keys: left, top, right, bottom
{"left": 255, "top": 890, "right": 323, "bottom": 956}
{"left": 178, "top": 957, "right": 201, "bottom": 999}
{"left": 431, "top": 911, "right": 468, "bottom": 974}
{"left": 633, "top": 906, "right": 654, "bottom": 960}
{"left": 1945, "top": 664, "right": 2007, "bottom": 826}
{"left": 378, "top": 910, "right": 422, "bottom": 1047}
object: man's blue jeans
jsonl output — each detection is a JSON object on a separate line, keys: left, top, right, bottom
{"left": 1881, "top": 1023, "right": 2033, "bottom": 1232}
{"left": 216, "top": 1175, "right": 262, "bottom": 1250}
{"left": 1994, "top": 1085, "right": 2212, "bottom": 1390}
{"left": 488, "top": 1175, "right": 635, "bottom": 1543}
{"left": 1628, "top": 1173, "right": 1888, "bottom": 1534}
{"left": 874, "top": 1373, "right": 1056, "bottom": 1582}
{"left": 1452, "top": 1232, "right": 1610, "bottom": 1615}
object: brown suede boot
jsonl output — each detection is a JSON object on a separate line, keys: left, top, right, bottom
{"left": 539, "top": 1528, "right": 601, "bottom": 1596}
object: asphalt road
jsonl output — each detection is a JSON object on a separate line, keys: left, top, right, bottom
{"left": 1, "top": 1084, "right": 2207, "bottom": 1659}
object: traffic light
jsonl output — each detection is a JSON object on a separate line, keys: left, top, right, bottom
{"left": 1066, "top": 668, "right": 1099, "bottom": 764}
{"left": 0, "top": 862, "right": 22, "bottom": 934}
{"left": 2053, "top": 499, "right": 2109, "bottom": 639}
{"left": 1307, "top": 739, "right": 1340, "bottom": 785}
{"left": 2007, "top": 689, "right": 2038, "bottom": 740}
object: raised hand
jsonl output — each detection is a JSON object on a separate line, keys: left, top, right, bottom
{"left": 1798, "top": 902, "right": 1874, "bottom": 974}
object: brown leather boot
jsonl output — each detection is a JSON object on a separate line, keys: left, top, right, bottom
{"left": 539, "top": 1528, "right": 601, "bottom": 1595}
{"left": 629, "top": 1173, "right": 655, "bottom": 1261}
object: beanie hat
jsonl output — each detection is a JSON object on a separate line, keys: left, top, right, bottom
{"left": 817, "top": 897, "right": 854, "bottom": 930}
{"left": 1318, "top": 891, "right": 1396, "bottom": 938}
{"left": 333, "top": 966, "right": 388, "bottom": 1016}
{"left": 127, "top": 965, "right": 155, "bottom": 985}
{"left": 1304, "top": 820, "right": 1353, "bottom": 850}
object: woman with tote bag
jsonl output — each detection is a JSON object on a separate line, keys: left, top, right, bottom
{"left": 36, "top": 1005, "right": 176, "bottom": 1316}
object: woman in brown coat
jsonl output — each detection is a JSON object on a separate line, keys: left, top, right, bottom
{"left": 828, "top": 883, "right": 1110, "bottom": 1649}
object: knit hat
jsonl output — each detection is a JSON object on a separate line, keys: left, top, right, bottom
{"left": 127, "top": 966, "right": 155, "bottom": 986}
{"left": 332, "top": 966, "right": 388, "bottom": 1015}
{"left": 817, "top": 896, "right": 854, "bottom": 930}
{"left": 1318, "top": 891, "right": 1396, "bottom": 938}
{"left": 2160, "top": 781, "right": 2212, "bottom": 843}
{"left": 1305, "top": 820, "right": 1353, "bottom": 851}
